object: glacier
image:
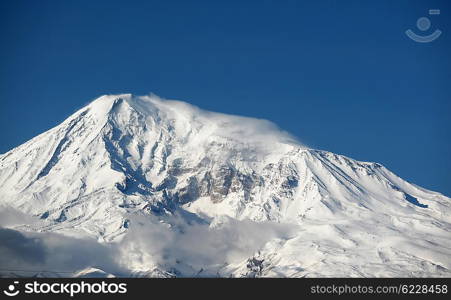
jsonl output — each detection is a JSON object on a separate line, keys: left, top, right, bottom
{"left": 0, "top": 94, "right": 450, "bottom": 277}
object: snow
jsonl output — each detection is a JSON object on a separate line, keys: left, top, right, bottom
{"left": 0, "top": 94, "right": 450, "bottom": 277}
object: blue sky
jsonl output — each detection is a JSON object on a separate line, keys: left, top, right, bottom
{"left": 1, "top": 0, "right": 450, "bottom": 196}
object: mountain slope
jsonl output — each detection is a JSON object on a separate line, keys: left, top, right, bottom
{"left": 0, "top": 94, "right": 450, "bottom": 277}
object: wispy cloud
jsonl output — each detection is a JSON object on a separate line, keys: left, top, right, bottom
{"left": 0, "top": 208, "right": 297, "bottom": 277}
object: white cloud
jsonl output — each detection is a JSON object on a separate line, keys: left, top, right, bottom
{"left": 0, "top": 207, "right": 298, "bottom": 277}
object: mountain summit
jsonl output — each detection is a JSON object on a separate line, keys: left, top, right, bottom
{"left": 0, "top": 94, "right": 450, "bottom": 277}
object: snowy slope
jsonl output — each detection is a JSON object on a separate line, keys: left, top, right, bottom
{"left": 0, "top": 94, "right": 450, "bottom": 277}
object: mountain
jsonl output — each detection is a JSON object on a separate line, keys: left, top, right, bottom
{"left": 0, "top": 94, "right": 450, "bottom": 277}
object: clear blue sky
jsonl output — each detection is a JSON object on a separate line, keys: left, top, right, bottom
{"left": 1, "top": 0, "right": 450, "bottom": 196}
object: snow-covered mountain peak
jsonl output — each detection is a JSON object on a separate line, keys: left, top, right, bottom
{"left": 73, "top": 94, "right": 300, "bottom": 155}
{"left": 0, "top": 93, "right": 450, "bottom": 277}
